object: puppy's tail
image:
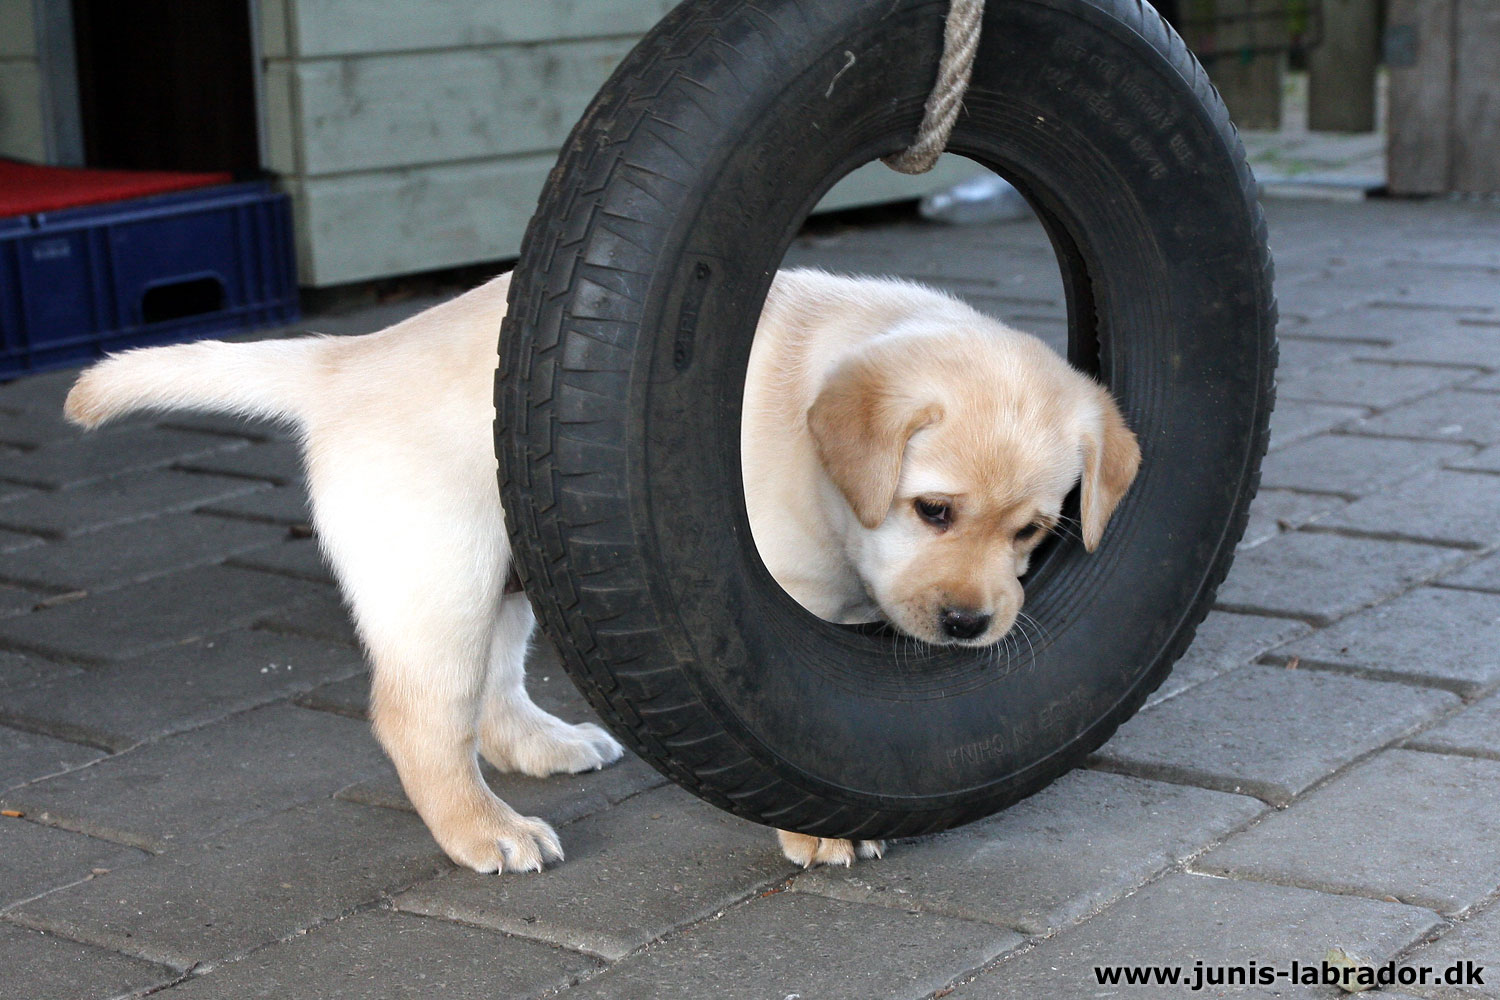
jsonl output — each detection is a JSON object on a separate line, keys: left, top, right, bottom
{"left": 64, "top": 336, "right": 329, "bottom": 430}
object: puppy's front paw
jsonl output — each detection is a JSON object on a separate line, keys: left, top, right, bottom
{"left": 436, "top": 801, "right": 565, "bottom": 874}
{"left": 482, "top": 712, "right": 625, "bottom": 778}
{"left": 778, "top": 830, "right": 886, "bottom": 868}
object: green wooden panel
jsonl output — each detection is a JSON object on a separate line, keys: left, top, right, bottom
{"left": 262, "top": 62, "right": 303, "bottom": 177}
{"left": 291, "top": 39, "right": 634, "bottom": 175}
{"left": 1454, "top": 0, "right": 1500, "bottom": 192}
{"left": 294, "top": 152, "right": 986, "bottom": 287}
{"left": 257, "top": 0, "right": 292, "bottom": 60}
{"left": 285, "top": 0, "right": 679, "bottom": 57}
{"left": 816, "top": 155, "right": 979, "bottom": 214}
{"left": 0, "top": 0, "right": 35, "bottom": 59}
{"left": 295, "top": 154, "right": 555, "bottom": 285}
{"left": 1386, "top": 0, "right": 1453, "bottom": 194}
{"left": 0, "top": 60, "right": 44, "bottom": 162}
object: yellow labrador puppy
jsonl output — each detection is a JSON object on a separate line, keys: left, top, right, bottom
{"left": 65, "top": 268, "right": 1138, "bottom": 873}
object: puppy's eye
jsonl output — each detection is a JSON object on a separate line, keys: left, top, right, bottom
{"left": 914, "top": 498, "right": 952, "bottom": 528}
{"left": 1015, "top": 522, "right": 1044, "bottom": 542}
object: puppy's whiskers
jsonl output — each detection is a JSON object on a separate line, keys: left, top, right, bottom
{"left": 1015, "top": 610, "right": 1048, "bottom": 662}
{"left": 1051, "top": 514, "right": 1086, "bottom": 546}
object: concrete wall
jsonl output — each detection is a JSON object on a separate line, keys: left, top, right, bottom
{"left": 261, "top": 0, "right": 973, "bottom": 287}
{"left": 0, "top": 0, "right": 45, "bottom": 162}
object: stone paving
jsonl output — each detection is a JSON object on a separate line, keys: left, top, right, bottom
{"left": 1, "top": 194, "right": 1499, "bottom": 999}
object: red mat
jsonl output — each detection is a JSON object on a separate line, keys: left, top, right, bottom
{"left": 0, "top": 159, "right": 234, "bottom": 217}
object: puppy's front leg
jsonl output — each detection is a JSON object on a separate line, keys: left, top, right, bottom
{"left": 477, "top": 596, "right": 623, "bottom": 777}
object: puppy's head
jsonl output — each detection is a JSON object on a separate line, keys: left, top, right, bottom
{"left": 807, "top": 325, "right": 1140, "bottom": 646}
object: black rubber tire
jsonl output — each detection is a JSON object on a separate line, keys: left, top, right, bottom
{"left": 497, "top": 0, "right": 1276, "bottom": 840}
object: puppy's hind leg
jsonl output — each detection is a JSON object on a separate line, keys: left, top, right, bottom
{"left": 477, "top": 595, "right": 623, "bottom": 777}
{"left": 312, "top": 455, "right": 562, "bottom": 874}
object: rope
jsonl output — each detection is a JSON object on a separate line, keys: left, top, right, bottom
{"left": 881, "top": 0, "right": 986, "bottom": 175}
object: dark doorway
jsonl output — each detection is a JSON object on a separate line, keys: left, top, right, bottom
{"left": 72, "top": 0, "right": 260, "bottom": 173}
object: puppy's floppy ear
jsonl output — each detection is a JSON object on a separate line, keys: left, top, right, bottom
{"left": 1079, "top": 385, "right": 1141, "bottom": 551}
{"left": 807, "top": 355, "right": 940, "bottom": 529}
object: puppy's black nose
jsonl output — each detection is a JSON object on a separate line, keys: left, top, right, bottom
{"left": 940, "top": 607, "right": 991, "bottom": 641}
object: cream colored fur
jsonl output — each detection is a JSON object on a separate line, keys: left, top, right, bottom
{"left": 65, "top": 268, "right": 1137, "bottom": 872}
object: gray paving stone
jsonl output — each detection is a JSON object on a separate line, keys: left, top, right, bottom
{"left": 0, "top": 579, "right": 47, "bottom": 617}
{"left": 946, "top": 873, "right": 1442, "bottom": 1000}
{"left": 1450, "top": 444, "right": 1500, "bottom": 473}
{"left": 789, "top": 216, "right": 1053, "bottom": 265}
{"left": 0, "top": 704, "right": 391, "bottom": 851}
{"left": 1091, "top": 663, "right": 1457, "bottom": 804}
{"left": 295, "top": 640, "right": 591, "bottom": 721}
{"left": 1278, "top": 334, "right": 1385, "bottom": 371}
{"left": 1238, "top": 488, "right": 1348, "bottom": 550}
{"left": 1268, "top": 399, "right": 1368, "bottom": 452}
{"left": 0, "top": 512, "right": 286, "bottom": 593}
{"left": 1276, "top": 275, "right": 1387, "bottom": 319}
{"left": 1260, "top": 434, "right": 1472, "bottom": 498}
{"left": 0, "top": 564, "right": 325, "bottom": 664}
{"left": 256, "top": 592, "right": 358, "bottom": 646}
{"left": 0, "top": 469, "right": 266, "bottom": 538}
{"left": 0, "top": 478, "right": 34, "bottom": 507}
{"left": 1374, "top": 325, "right": 1500, "bottom": 370}
{"left": 152, "top": 909, "right": 601, "bottom": 1000}
{"left": 1287, "top": 305, "right": 1405, "bottom": 343}
{"left": 395, "top": 784, "right": 788, "bottom": 960}
{"left": 0, "top": 406, "right": 146, "bottom": 449}
{"left": 0, "top": 525, "right": 42, "bottom": 553}
{"left": 786, "top": 250, "right": 1063, "bottom": 301}
{"left": 0, "top": 426, "right": 248, "bottom": 489}
{"left": 1277, "top": 360, "right": 1473, "bottom": 410}
{"left": 0, "top": 648, "right": 79, "bottom": 691}
{"left": 9, "top": 798, "right": 448, "bottom": 970}
{"left": 1198, "top": 749, "right": 1500, "bottom": 914}
{"left": 225, "top": 536, "right": 333, "bottom": 583}
{"left": 1319, "top": 469, "right": 1500, "bottom": 548}
{"left": 1273, "top": 587, "right": 1500, "bottom": 696}
{"left": 0, "top": 724, "right": 104, "bottom": 792}
{"left": 519, "top": 639, "right": 610, "bottom": 719}
{"left": 0, "top": 368, "right": 83, "bottom": 411}
{"left": 1148, "top": 611, "right": 1312, "bottom": 707}
{"left": 794, "top": 769, "right": 1263, "bottom": 935}
{"left": 1351, "top": 390, "right": 1500, "bottom": 445}
{"left": 0, "top": 184, "right": 1492, "bottom": 1000}
{"left": 1399, "top": 901, "right": 1500, "bottom": 998}
{"left": 1370, "top": 269, "right": 1500, "bottom": 313}
{"left": 295, "top": 672, "right": 369, "bottom": 718}
{"left": 0, "top": 630, "right": 365, "bottom": 751}
{"left": 0, "top": 923, "right": 175, "bottom": 1000}
{"left": 174, "top": 438, "right": 302, "bottom": 485}
{"left": 0, "top": 815, "right": 148, "bottom": 908}
{"left": 1407, "top": 693, "right": 1500, "bottom": 760}
{"left": 340, "top": 753, "right": 667, "bottom": 837}
{"left": 158, "top": 412, "right": 285, "bottom": 441}
{"left": 1214, "top": 530, "right": 1467, "bottom": 625}
{"left": 564, "top": 890, "right": 1016, "bottom": 1000}
{"left": 198, "top": 484, "right": 311, "bottom": 526}
{"left": 1438, "top": 551, "right": 1500, "bottom": 594}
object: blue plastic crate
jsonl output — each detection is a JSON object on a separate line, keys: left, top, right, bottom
{"left": 0, "top": 180, "right": 299, "bottom": 379}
